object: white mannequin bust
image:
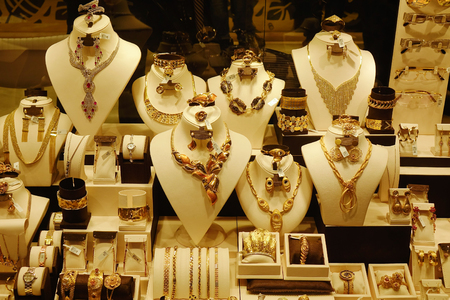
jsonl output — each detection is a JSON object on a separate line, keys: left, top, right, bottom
{"left": 132, "top": 62, "right": 206, "bottom": 136}
{"left": 235, "top": 151, "right": 313, "bottom": 235}
{"left": 207, "top": 59, "right": 285, "bottom": 149}
{"left": 292, "top": 31, "right": 376, "bottom": 130}
{"left": 302, "top": 121, "right": 388, "bottom": 226}
{"left": 150, "top": 102, "right": 251, "bottom": 245}
{"left": 46, "top": 14, "right": 140, "bottom": 141}
{"left": 0, "top": 96, "right": 72, "bottom": 186}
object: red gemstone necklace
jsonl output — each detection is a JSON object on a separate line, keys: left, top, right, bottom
{"left": 68, "top": 36, "right": 120, "bottom": 120}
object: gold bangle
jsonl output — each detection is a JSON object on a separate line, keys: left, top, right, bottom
{"left": 118, "top": 205, "right": 149, "bottom": 222}
{"left": 276, "top": 110, "right": 308, "bottom": 132}
{"left": 242, "top": 228, "right": 276, "bottom": 262}
{"left": 299, "top": 235, "right": 309, "bottom": 265}
{"left": 321, "top": 15, "right": 345, "bottom": 32}
{"left": 87, "top": 268, "right": 104, "bottom": 300}
{"left": 332, "top": 114, "right": 360, "bottom": 127}
{"left": 367, "top": 95, "right": 399, "bottom": 110}
{"left": 61, "top": 270, "right": 78, "bottom": 300}
{"left": 154, "top": 53, "right": 185, "bottom": 71}
{"left": 280, "top": 96, "right": 307, "bottom": 110}
{"left": 57, "top": 191, "right": 88, "bottom": 210}
{"left": 365, "top": 118, "right": 393, "bottom": 131}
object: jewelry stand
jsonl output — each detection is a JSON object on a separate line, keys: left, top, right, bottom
{"left": 175, "top": 223, "right": 226, "bottom": 247}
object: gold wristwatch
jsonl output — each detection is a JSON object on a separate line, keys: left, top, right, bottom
{"left": 23, "top": 267, "right": 37, "bottom": 295}
{"left": 38, "top": 245, "right": 47, "bottom": 267}
{"left": 88, "top": 268, "right": 104, "bottom": 300}
{"left": 340, "top": 270, "right": 355, "bottom": 294}
{"left": 45, "top": 230, "right": 54, "bottom": 246}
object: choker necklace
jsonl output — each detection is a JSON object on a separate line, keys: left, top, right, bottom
{"left": 68, "top": 36, "right": 120, "bottom": 120}
{"left": 143, "top": 71, "right": 197, "bottom": 125}
{"left": 307, "top": 44, "right": 362, "bottom": 116}
{"left": 246, "top": 160, "right": 302, "bottom": 232}
{"left": 171, "top": 124, "right": 232, "bottom": 205}
{"left": 320, "top": 136, "right": 372, "bottom": 213}
{"left": 220, "top": 68, "right": 275, "bottom": 115}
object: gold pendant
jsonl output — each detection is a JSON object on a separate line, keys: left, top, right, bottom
{"left": 270, "top": 209, "right": 283, "bottom": 232}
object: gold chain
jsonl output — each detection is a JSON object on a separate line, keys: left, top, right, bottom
{"left": 214, "top": 247, "right": 219, "bottom": 299}
{"left": 189, "top": 247, "right": 194, "bottom": 298}
{"left": 206, "top": 248, "right": 210, "bottom": 300}
{"left": 320, "top": 136, "right": 372, "bottom": 213}
{"left": 245, "top": 161, "right": 302, "bottom": 232}
{"left": 171, "top": 246, "right": 178, "bottom": 300}
{"left": 197, "top": 247, "right": 201, "bottom": 299}
{"left": 163, "top": 247, "right": 170, "bottom": 297}
{"left": 367, "top": 95, "right": 399, "bottom": 110}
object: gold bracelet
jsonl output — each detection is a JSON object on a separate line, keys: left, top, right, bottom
{"left": 367, "top": 95, "right": 399, "bottom": 110}
{"left": 154, "top": 53, "right": 185, "bottom": 77}
{"left": 215, "top": 247, "right": 219, "bottom": 299}
{"left": 280, "top": 96, "right": 307, "bottom": 110}
{"left": 61, "top": 270, "right": 78, "bottom": 300}
{"left": 206, "top": 248, "right": 210, "bottom": 300}
{"left": 276, "top": 110, "right": 308, "bottom": 132}
{"left": 331, "top": 114, "right": 360, "bottom": 127}
{"left": 299, "top": 235, "right": 309, "bottom": 265}
{"left": 189, "top": 248, "right": 195, "bottom": 299}
{"left": 87, "top": 268, "right": 104, "bottom": 300}
{"left": 57, "top": 191, "right": 88, "bottom": 210}
{"left": 117, "top": 205, "right": 149, "bottom": 222}
{"left": 171, "top": 246, "right": 178, "bottom": 300}
{"left": 243, "top": 228, "right": 276, "bottom": 262}
{"left": 163, "top": 247, "right": 170, "bottom": 297}
{"left": 197, "top": 248, "right": 202, "bottom": 299}
{"left": 365, "top": 118, "right": 393, "bottom": 131}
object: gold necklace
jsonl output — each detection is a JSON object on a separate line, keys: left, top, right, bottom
{"left": 245, "top": 161, "right": 302, "bottom": 232}
{"left": 220, "top": 68, "right": 275, "bottom": 115}
{"left": 307, "top": 44, "right": 362, "bottom": 116}
{"left": 3, "top": 108, "right": 60, "bottom": 167}
{"left": 171, "top": 123, "right": 232, "bottom": 205}
{"left": 65, "top": 134, "right": 87, "bottom": 178}
{"left": 144, "top": 72, "right": 197, "bottom": 125}
{"left": 320, "top": 136, "right": 372, "bottom": 213}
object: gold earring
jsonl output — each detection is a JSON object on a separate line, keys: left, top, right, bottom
{"left": 282, "top": 177, "right": 291, "bottom": 192}
{"left": 428, "top": 251, "right": 438, "bottom": 266}
{"left": 265, "top": 177, "right": 274, "bottom": 193}
{"left": 418, "top": 250, "right": 425, "bottom": 266}
{"left": 188, "top": 132, "right": 196, "bottom": 151}
{"left": 403, "top": 192, "right": 412, "bottom": 215}
{"left": 392, "top": 190, "right": 402, "bottom": 215}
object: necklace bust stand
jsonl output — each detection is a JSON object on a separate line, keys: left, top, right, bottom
{"left": 302, "top": 125, "right": 387, "bottom": 226}
{"left": 150, "top": 105, "right": 251, "bottom": 246}
{"left": 46, "top": 14, "right": 140, "bottom": 142}
{"left": 292, "top": 32, "right": 376, "bottom": 130}
{"left": 0, "top": 97, "right": 72, "bottom": 186}
{"left": 64, "top": 132, "right": 90, "bottom": 180}
{"left": 0, "top": 178, "right": 49, "bottom": 266}
{"left": 236, "top": 152, "right": 313, "bottom": 235}
{"left": 132, "top": 64, "right": 206, "bottom": 136}
{"left": 207, "top": 60, "right": 285, "bottom": 149}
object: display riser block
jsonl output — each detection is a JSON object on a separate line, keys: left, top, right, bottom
{"left": 60, "top": 213, "right": 91, "bottom": 230}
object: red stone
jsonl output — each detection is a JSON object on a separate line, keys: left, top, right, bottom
{"left": 92, "top": 4, "right": 96, "bottom": 8}
{"left": 92, "top": 109, "right": 94, "bottom": 112}
{"left": 84, "top": 109, "right": 87, "bottom": 112}
{"left": 87, "top": 83, "right": 91, "bottom": 88}
{"left": 77, "top": 44, "right": 81, "bottom": 48}
{"left": 94, "top": 102, "right": 97, "bottom": 105}
{"left": 82, "top": 101, "right": 85, "bottom": 105}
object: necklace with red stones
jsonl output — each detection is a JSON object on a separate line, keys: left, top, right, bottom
{"left": 68, "top": 36, "right": 120, "bottom": 120}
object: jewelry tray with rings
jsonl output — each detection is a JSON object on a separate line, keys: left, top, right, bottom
{"left": 236, "top": 231, "right": 282, "bottom": 279}
{"left": 118, "top": 135, "right": 152, "bottom": 184}
{"left": 420, "top": 279, "right": 448, "bottom": 300}
{"left": 368, "top": 264, "right": 416, "bottom": 300}
{"left": 283, "top": 233, "right": 330, "bottom": 281}
{"left": 387, "top": 188, "right": 412, "bottom": 224}
{"left": 329, "top": 263, "right": 371, "bottom": 300}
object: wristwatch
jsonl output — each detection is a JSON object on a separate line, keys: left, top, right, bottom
{"left": 45, "top": 230, "right": 54, "bottom": 246}
{"left": 53, "top": 212, "right": 63, "bottom": 230}
{"left": 127, "top": 135, "right": 136, "bottom": 163}
{"left": 88, "top": 268, "right": 104, "bottom": 300}
{"left": 38, "top": 245, "right": 47, "bottom": 267}
{"left": 61, "top": 270, "right": 78, "bottom": 300}
{"left": 340, "top": 270, "right": 355, "bottom": 294}
{"left": 23, "top": 267, "right": 37, "bottom": 295}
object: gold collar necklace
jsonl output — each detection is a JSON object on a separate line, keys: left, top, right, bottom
{"left": 220, "top": 68, "right": 275, "bottom": 115}
{"left": 307, "top": 44, "right": 362, "bottom": 116}
{"left": 320, "top": 136, "right": 372, "bottom": 213}
{"left": 143, "top": 72, "right": 196, "bottom": 125}
{"left": 68, "top": 36, "right": 120, "bottom": 121}
{"left": 245, "top": 160, "right": 302, "bottom": 232}
{"left": 171, "top": 123, "right": 231, "bottom": 205}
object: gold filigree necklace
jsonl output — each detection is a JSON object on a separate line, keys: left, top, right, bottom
{"left": 171, "top": 123, "right": 231, "bottom": 205}
{"left": 320, "top": 136, "right": 372, "bottom": 213}
{"left": 307, "top": 44, "right": 362, "bottom": 116}
{"left": 245, "top": 160, "right": 302, "bottom": 232}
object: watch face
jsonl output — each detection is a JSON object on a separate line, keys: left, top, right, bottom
{"left": 127, "top": 143, "right": 136, "bottom": 150}
{"left": 339, "top": 270, "right": 355, "bottom": 281}
{"left": 23, "top": 271, "right": 36, "bottom": 283}
{"left": 39, "top": 252, "right": 46, "bottom": 264}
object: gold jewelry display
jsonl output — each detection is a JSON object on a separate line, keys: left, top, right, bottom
{"left": 57, "top": 191, "right": 88, "bottom": 210}
{"left": 78, "top": 0, "right": 104, "bottom": 27}
{"left": 171, "top": 246, "right": 178, "bottom": 300}
{"left": 0, "top": 234, "right": 20, "bottom": 271}
{"left": 246, "top": 161, "right": 302, "bottom": 232}
{"left": 154, "top": 53, "right": 186, "bottom": 74}
{"left": 298, "top": 295, "right": 309, "bottom": 300}
{"left": 0, "top": 162, "right": 20, "bottom": 178}
{"left": 104, "top": 273, "right": 121, "bottom": 300}
{"left": 320, "top": 136, "right": 372, "bottom": 213}
{"left": 329, "top": 138, "right": 362, "bottom": 163}
{"left": 428, "top": 251, "right": 439, "bottom": 266}
{"left": 276, "top": 111, "right": 309, "bottom": 133}
{"left": 365, "top": 118, "right": 393, "bottom": 131}
{"left": 367, "top": 95, "right": 399, "bottom": 110}
{"left": 163, "top": 247, "right": 170, "bottom": 298}
{"left": 195, "top": 111, "right": 207, "bottom": 122}
{"left": 206, "top": 248, "right": 210, "bottom": 300}
{"left": 242, "top": 228, "right": 276, "bottom": 262}
{"left": 340, "top": 270, "right": 355, "bottom": 294}
{"left": 321, "top": 15, "right": 345, "bottom": 32}
{"left": 38, "top": 245, "right": 47, "bottom": 267}
{"left": 171, "top": 123, "right": 231, "bottom": 205}
{"left": 61, "top": 270, "right": 78, "bottom": 300}
{"left": 197, "top": 247, "right": 202, "bottom": 299}
{"left": 65, "top": 134, "right": 87, "bottom": 178}
{"left": 118, "top": 205, "right": 149, "bottom": 222}
{"left": 3, "top": 108, "right": 60, "bottom": 171}
{"left": 189, "top": 248, "right": 196, "bottom": 300}
{"left": 220, "top": 68, "right": 275, "bottom": 115}
{"left": 377, "top": 272, "right": 408, "bottom": 292}
{"left": 280, "top": 95, "right": 307, "bottom": 110}
{"left": 214, "top": 247, "right": 219, "bottom": 299}
{"left": 143, "top": 72, "right": 196, "bottom": 125}
{"left": 123, "top": 239, "right": 148, "bottom": 276}
{"left": 418, "top": 250, "right": 425, "bottom": 266}
{"left": 87, "top": 268, "right": 104, "bottom": 300}
{"left": 299, "top": 235, "right": 309, "bottom": 265}
{"left": 69, "top": 37, "right": 120, "bottom": 120}
{"left": 307, "top": 44, "right": 362, "bottom": 116}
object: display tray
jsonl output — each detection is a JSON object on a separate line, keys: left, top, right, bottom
{"left": 368, "top": 264, "right": 417, "bottom": 300}
{"left": 329, "top": 263, "right": 371, "bottom": 300}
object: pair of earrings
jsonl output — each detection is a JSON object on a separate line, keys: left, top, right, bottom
{"left": 188, "top": 127, "right": 214, "bottom": 152}
{"left": 391, "top": 190, "right": 412, "bottom": 215}
{"left": 330, "top": 138, "right": 362, "bottom": 163}
{"left": 417, "top": 250, "right": 438, "bottom": 266}
{"left": 265, "top": 174, "right": 291, "bottom": 193}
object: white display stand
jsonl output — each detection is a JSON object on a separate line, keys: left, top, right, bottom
{"left": 16, "top": 267, "right": 46, "bottom": 296}
{"left": 292, "top": 32, "right": 376, "bottom": 130}
{"left": 410, "top": 246, "right": 437, "bottom": 290}
{"left": 236, "top": 153, "right": 313, "bottom": 235}
{"left": 411, "top": 202, "right": 436, "bottom": 247}
{"left": 151, "top": 105, "right": 251, "bottom": 245}
{"left": 132, "top": 65, "right": 207, "bottom": 135}
{"left": 302, "top": 126, "right": 388, "bottom": 226}
{"left": 29, "top": 245, "right": 56, "bottom": 272}
{"left": 207, "top": 60, "right": 285, "bottom": 149}
{"left": 46, "top": 15, "right": 140, "bottom": 141}
{"left": 0, "top": 97, "right": 72, "bottom": 186}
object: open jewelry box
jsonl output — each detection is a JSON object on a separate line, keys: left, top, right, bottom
{"left": 368, "top": 264, "right": 417, "bottom": 300}
{"left": 283, "top": 233, "right": 330, "bottom": 281}
{"left": 329, "top": 263, "right": 371, "bottom": 300}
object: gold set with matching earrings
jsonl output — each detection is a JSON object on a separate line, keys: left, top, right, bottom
{"left": 391, "top": 190, "right": 412, "bottom": 215}
{"left": 261, "top": 146, "right": 291, "bottom": 194}
{"left": 417, "top": 250, "right": 439, "bottom": 266}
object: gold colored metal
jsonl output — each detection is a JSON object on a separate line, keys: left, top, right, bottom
{"left": 118, "top": 205, "right": 149, "bottom": 222}
{"left": 242, "top": 228, "right": 276, "bottom": 262}
{"left": 299, "top": 235, "right": 309, "bottom": 265}
{"left": 57, "top": 191, "right": 88, "bottom": 210}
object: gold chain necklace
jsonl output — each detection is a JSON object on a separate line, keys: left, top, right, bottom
{"left": 307, "top": 44, "right": 362, "bottom": 116}
{"left": 320, "top": 136, "right": 372, "bottom": 213}
{"left": 3, "top": 108, "right": 60, "bottom": 166}
{"left": 220, "top": 68, "right": 275, "bottom": 115}
{"left": 143, "top": 72, "right": 196, "bottom": 125}
{"left": 245, "top": 161, "right": 302, "bottom": 232}
{"left": 171, "top": 123, "right": 231, "bottom": 205}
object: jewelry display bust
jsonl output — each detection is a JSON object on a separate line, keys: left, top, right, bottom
{"left": 46, "top": 14, "right": 140, "bottom": 141}
{"left": 292, "top": 31, "right": 376, "bottom": 130}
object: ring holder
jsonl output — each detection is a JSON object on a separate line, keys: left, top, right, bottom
{"left": 119, "top": 135, "right": 151, "bottom": 184}
{"left": 118, "top": 190, "right": 149, "bottom": 231}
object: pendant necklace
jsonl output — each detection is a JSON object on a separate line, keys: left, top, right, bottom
{"left": 307, "top": 44, "right": 362, "bottom": 116}
{"left": 68, "top": 36, "right": 120, "bottom": 120}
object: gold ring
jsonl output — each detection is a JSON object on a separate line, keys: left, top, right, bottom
{"left": 298, "top": 295, "right": 309, "bottom": 300}
{"left": 195, "top": 111, "right": 207, "bottom": 122}
{"left": 321, "top": 15, "right": 345, "bottom": 32}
